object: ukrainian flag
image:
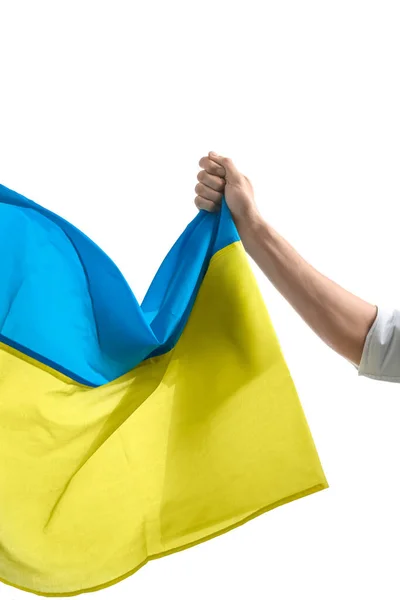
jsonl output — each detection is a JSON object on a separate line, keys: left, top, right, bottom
{"left": 0, "top": 183, "right": 328, "bottom": 596}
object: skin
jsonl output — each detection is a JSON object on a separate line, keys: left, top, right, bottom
{"left": 194, "top": 151, "right": 378, "bottom": 367}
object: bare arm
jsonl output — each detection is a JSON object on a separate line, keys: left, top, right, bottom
{"left": 236, "top": 214, "right": 377, "bottom": 366}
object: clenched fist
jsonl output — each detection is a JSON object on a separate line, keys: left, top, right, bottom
{"left": 194, "top": 151, "right": 260, "bottom": 229}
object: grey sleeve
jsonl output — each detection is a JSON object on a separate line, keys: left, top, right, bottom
{"left": 348, "top": 306, "right": 400, "bottom": 382}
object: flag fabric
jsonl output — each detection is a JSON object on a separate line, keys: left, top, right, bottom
{"left": 0, "top": 183, "right": 328, "bottom": 596}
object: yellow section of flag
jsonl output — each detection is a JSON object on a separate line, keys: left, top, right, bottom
{"left": 0, "top": 240, "right": 327, "bottom": 596}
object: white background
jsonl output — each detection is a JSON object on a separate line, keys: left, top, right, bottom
{"left": 1, "top": 1, "right": 400, "bottom": 598}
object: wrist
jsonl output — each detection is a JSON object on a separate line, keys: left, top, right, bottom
{"left": 235, "top": 210, "right": 268, "bottom": 248}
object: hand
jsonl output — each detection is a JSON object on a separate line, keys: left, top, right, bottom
{"left": 194, "top": 151, "right": 260, "bottom": 229}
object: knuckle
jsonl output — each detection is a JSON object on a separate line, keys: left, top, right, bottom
{"left": 217, "top": 177, "right": 225, "bottom": 190}
{"left": 197, "top": 170, "right": 205, "bottom": 182}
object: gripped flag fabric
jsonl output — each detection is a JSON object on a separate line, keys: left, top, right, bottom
{"left": 0, "top": 183, "right": 328, "bottom": 596}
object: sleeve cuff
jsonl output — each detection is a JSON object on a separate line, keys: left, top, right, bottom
{"left": 350, "top": 306, "right": 400, "bottom": 382}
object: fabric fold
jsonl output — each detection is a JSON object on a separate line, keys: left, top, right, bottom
{"left": 0, "top": 183, "right": 328, "bottom": 597}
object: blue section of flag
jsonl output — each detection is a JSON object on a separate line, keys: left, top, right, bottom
{"left": 0, "top": 183, "right": 239, "bottom": 386}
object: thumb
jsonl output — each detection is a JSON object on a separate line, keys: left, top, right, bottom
{"left": 209, "top": 151, "right": 241, "bottom": 184}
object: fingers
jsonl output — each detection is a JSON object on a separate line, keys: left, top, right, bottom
{"left": 196, "top": 169, "right": 225, "bottom": 193}
{"left": 194, "top": 196, "right": 220, "bottom": 212}
{"left": 198, "top": 156, "right": 226, "bottom": 178}
{"left": 208, "top": 151, "right": 241, "bottom": 184}
{"left": 194, "top": 182, "right": 223, "bottom": 205}
{"left": 194, "top": 157, "right": 225, "bottom": 212}
{"left": 195, "top": 151, "right": 239, "bottom": 213}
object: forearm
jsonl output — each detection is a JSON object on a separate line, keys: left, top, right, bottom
{"left": 237, "top": 214, "right": 378, "bottom": 366}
